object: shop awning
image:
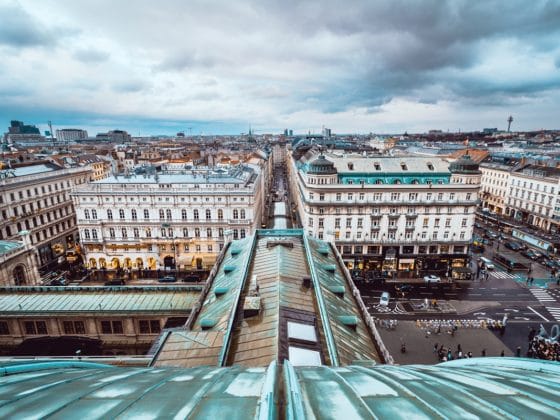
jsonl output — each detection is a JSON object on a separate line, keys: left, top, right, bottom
{"left": 177, "top": 254, "right": 195, "bottom": 266}
{"left": 202, "top": 255, "right": 217, "bottom": 266}
{"left": 398, "top": 258, "right": 415, "bottom": 264}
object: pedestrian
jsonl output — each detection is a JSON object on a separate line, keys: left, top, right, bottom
{"left": 485, "top": 271, "right": 489, "bottom": 281}
{"left": 500, "top": 350, "right": 505, "bottom": 357}
{"left": 528, "top": 327, "right": 536, "bottom": 342}
{"left": 457, "top": 344, "right": 462, "bottom": 353}
{"left": 434, "top": 343, "right": 439, "bottom": 353}
{"left": 467, "top": 351, "right": 473, "bottom": 358}
{"left": 516, "top": 346, "right": 521, "bottom": 357}
{"left": 482, "top": 348, "right": 486, "bottom": 357}
{"left": 447, "top": 349, "right": 453, "bottom": 361}
{"left": 530, "top": 277, "right": 534, "bottom": 286}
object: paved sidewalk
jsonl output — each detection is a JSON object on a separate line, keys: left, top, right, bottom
{"left": 378, "top": 320, "right": 513, "bottom": 365}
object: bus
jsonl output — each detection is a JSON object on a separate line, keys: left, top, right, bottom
{"left": 493, "top": 253, "right": 529, "bottom": 272}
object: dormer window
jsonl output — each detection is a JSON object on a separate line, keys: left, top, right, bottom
{"left": 427, "top": 163, "right": 434, "bottom": 171}
{"left": 348, "top": 162, "right": 354, "bottom": 170}
{"left": 400, "top": 163, "right": 408, "bottom": 170}
{"left": 374, "top": 163, "right": 381, "bottom": 170}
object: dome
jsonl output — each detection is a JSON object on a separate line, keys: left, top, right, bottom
{"left": 450, "top": 154, "right": 481, "bottom": 174}
{"left": 307, "top": 155, "right": 337, "bottom": 175}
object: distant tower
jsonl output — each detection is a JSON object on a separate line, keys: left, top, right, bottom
{"left": 507, "top": 115, "right": 513, "bottom": 132}
{"left": 48, "top": 121, "right": 54, "bottom": 140}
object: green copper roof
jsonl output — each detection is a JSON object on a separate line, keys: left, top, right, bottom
{"left": 0, "top": 241, "right": 23, "bottom": 256}
{"left": 1, "top": 358, "right": 558, "bottom": 419}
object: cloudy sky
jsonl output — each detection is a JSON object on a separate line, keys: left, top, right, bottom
{"left": 1, "top": 0, "right": 559, "bottom": 135}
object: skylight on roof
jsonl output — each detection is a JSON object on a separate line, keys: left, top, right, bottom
{"left": 288, "top": 346, "right": 322, "bottom": 366}
{"left": 287, "top": 322, "right": 317, "bottom": 343}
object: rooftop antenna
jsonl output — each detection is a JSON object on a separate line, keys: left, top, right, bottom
{"left": 48, "top": 121, "right": 54, "bottom": 143}
{"left": 507, "top": 116, "right": 513, "bottom": 132}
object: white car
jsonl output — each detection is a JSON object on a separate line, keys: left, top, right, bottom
{"left": 424, "top": 275, "right": 441, "bottom": 283}
{"left": 379, "top": 292, "right": 390, "bottom": 307}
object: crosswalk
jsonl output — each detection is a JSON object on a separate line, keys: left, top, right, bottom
{"left": 530, "top": 288, "right": 556, "bottom": 303}
{"left": 490, "top": 271, "right": 522, "bottom": 280}
{"left": 545, "top": 307, "right": 560, "bottom": 321}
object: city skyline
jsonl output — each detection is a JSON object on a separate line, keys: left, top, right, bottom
{"left": 1, "top": 0, "right": 560, "bottom": 135}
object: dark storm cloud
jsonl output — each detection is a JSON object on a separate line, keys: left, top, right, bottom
{"left": 0, "top": 2, "right": 58, "bottom": 47}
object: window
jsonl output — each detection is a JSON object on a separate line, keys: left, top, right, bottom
{"left": 391, "top": 192, "right": 400, "bottom": 201}
{"left": 63, "top": 321, "right": 86, "bottom": 334}
{"left": 92, "top": 229, "right": 98, "bottom": 239}
{"left": 422, "top": 218, "right": 429, "bottom": 228}
{"left": 319, "top": 193, "right": 325, "bottom": 201}
{"left": 119, "top": 209, "right": 125, "bottom": 219}
{"left": 335, "top": 218, "right": 341, "bottom": 228}
{"left": 240, "top": 209, "right": 246, "bottom": 219}
{"left": 92, "top": 209, "right": 97, "bottom": 219}
{"left": 348, "top": 193, "right": 353, "bottom": 200}
{"left": 84, "top": 209, "right": 90, "bottom": 219}
{"left": 218, "top": 228, "right": 224, "bottom": 238}
{"left": 100, "top": 320, "right": 123, "bottom": 334}
{"left": 145, "top": 228, "right": 151, "bottom": 238}
{"left": 461, "top": 218, "right": 467, "bottom": 227}
{"left": 318, "top": 218, "right": 324, "bottom": 228}
{"left": 233, "top": 229, "right": 239, "bottom": 240}
{"left": 336, "top": 193, "right": 341, "bottom": 201}
{"left": 84, "top": 229, "right": 90, "bottom": 239}
{"left": 206, "top": 228, "right": 212, "bottom": 237}
{"left": 166, "top": 209, "right": 172, "bottom": 220}
{"left": 206, "top": 209, "right": 211, "bottom": 220}
{"left": 139, "top": 320, "right": 161, "bottom": 334}
{"left": 159, "top": 209, "right": 165, "bottom": 220}
{"left": 445, "top": 218, "right": 451, "bottom": 227}
{"left": 357, "top": 218, "right": 363, "bottom": 228}
{"left": 218, "top": 209, "right": 223, "bottom": 220}
{"left": 194, "top": 209, "right": 199, "bottom": 220}
{"left": 144, "top": 209, "right": 150, "bottom": 219}
{"left": 308, "top": 218, "right": 313, "bottom": 227}
{"left": 437, "top": 193, "right": 443, "bottom": 201}
{"left": 195, "top": 228, "right": 200, "bottom": 237}
{"left": 107, "top": 209, "right": 113, "bottom": 220}
{"left": 109, "top": 228, "right": 115, "bottom": 238}
{"left": 183, "top": 228, "right": 189, "bottom": 237}
{"left": 182, "top": 209, "right": 188, "bottom": 220}
{"left": 133, "top": 228, "right": 139, "bottom": 238}
{"left": 24, "top": 321, "right": 48, "bottom": 335}
{"left": 0, "top": 321, "right": 9, "bottom": 335}
{"left": 346, "top": 218, "right": 352, "bottom": 228}
{"left": 240, "top": 229, "right": 246, "bottom": 239}
{"left": 131, "top": 209, "right": 137, "bottom": 220}
{"left": 359, "top": 193, "right": 364, "bottom": 200}
{"left": 233, "top": 209, "right": 239, "bottom": 219}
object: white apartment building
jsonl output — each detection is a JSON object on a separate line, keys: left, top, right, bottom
{"left": 480, "top": 162, "right": 512, "bottom": 214}
{"left": 288, "top": 151, "right": 481, "bottom": 276}
{"left": 56, "top": 129, "right": 88, "bottom": 142}
{"left": 72, "top": 165, "right": 264, "bottom": 275}
{"left": 506, "top": 164, "right": 560, "bottom": 233}
{"left": 0, "top": 162, "right": 91, "bottom": 278}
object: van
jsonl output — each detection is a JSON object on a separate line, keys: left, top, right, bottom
{"left": 479, "top": 257, "right": 495, "bottom": 270}
{"left": 379, "top": 292, "right": 390, "bottom": 307}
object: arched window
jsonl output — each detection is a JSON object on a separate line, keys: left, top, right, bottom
{"left": 218, "top": 209, "right": 223, "bottom": 220}
{"left": 183, "top": 228, "right": 189, "bottom": 237}
{"left": 233, "top": 209, "right": 239, "bottom": 219}
{"left": 206, "top": 209, "right": 211, "bottom": 220}
{"left": 84, "top": 229, "right": 90, "bottom": 239}
{"left": 109, "top": 228, "right": 115, "bottom": 238}
{"left": 195, "top": 228, "right": 200, "bottom": 237}
{"left": 122, "top": 228, "right": 127, "bottom": 238}
{"left": 133, "top": 228, "right": 139, "bottom": 238}
{"left": 107, "top": 209, "right": 113, "bottom": 220}
{"left": 240, "top": 209, "right": 246, "bottom": 219}
{"left": 145, "top": 228, "right": 151, "bottom": 238}
{"left": 206, "top": 228, "right": 212, "bottom": 237}
{"left": 92, "top": 229, "right": 98, "bottom": 239}
{"left": 161, "top": 229, "right": 167, "bottom": 237}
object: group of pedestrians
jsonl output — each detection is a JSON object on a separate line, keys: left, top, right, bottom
{"left": 526, "top": 328, "right": 560, "bottom": 361}
{"left": 434, "top": 343, "right": 472, "bottom": 361}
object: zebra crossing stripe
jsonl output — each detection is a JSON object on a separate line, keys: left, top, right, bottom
{"left": 491, "top": 271, "right": 517, "bottom": 279}
{"left": 545, "top": 307, "right": 560, "bottom": 321}
{"left": 530, "top": 289, "right": 555, "bottom": 302}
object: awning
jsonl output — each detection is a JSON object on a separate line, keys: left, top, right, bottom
{"left": 398, "top": 258, "right": 415, "bottom": 264}
{"left": 177, "top": 254, "right": 194, "bottom": 266}
{"left": 202, "top": 255, "right": 217, "bottom": 266}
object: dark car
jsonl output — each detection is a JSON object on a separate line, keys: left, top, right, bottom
{"left": 521, "top": 250, "right": 538, "bottom": 260}
{"left": 395, "top": 284, "right": 413, "bottom": 294}
{"left": 542, "top": 259, "right": 557, "bottom": 269}
{"left": 182, "top": 275, "right": 200, "bottom": 282}
{"left": 487, "top": 231, "right": 499, "bottom": 239}
{"left": 104, "top": 278, "right": 125, "bottom": 286}
{"left": 504, "top": 242, "right": 521, "bottom": 251}
{"left": 158, "top": 275, "right": 177, "bottom": 283}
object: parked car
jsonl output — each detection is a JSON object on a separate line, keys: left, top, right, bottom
{"left": 104, "top": 278, "right": 125, "bottom": 286}
{"left": 479, "top": 257, "right": 495, "bottom": 270}
{"left": 487, "top": 231, "right": 499, "bottom": 239}
{"left": 424, "top": 275, "right": 441, "bottom": 283}
{"left": 158, "top": 275, "right": 177, "bottom": 283}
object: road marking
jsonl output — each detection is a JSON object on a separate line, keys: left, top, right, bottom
{"left": 530, "top": 288, "right": 556, "bottom": 302}
{"left": 546, "top": 307, "right": 560, "bottom": 321}
{"left": 527, "top": 306, "right": 550, "bottom": 322}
